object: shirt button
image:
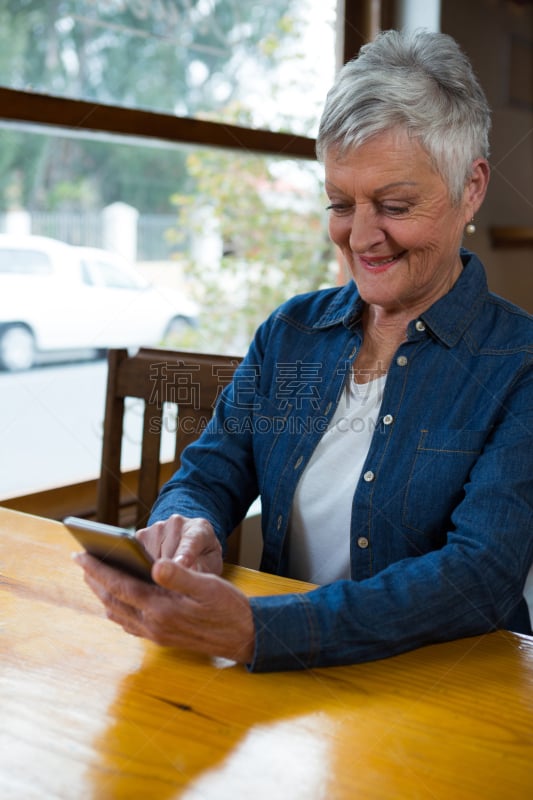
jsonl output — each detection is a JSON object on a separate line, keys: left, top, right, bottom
{"left": 294, "top": 455, "right": 304, "bottom": 469}
{"left": 415, "top": 320, "right": 426, "bottom": 332}
{"left": 277, "top": 515, "right": 283, "bottom": 530}
{"left": 357, "top": 537, "right": 369, "bottom": 549}
{"left": 396, "top": 355, "right": 408, "bottom": 367}
{"left": 383, "top": 414, "right": 394, "bottom": 426}
{"left": 363, "top": 470, "right": 375, "bottom": 482}
{"left": 324, "top": 402, "right": 332, "bottom": 415}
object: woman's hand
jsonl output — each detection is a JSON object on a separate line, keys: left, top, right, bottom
{"left": 136, "top": 514, "right": 223, "bottom": 575}
{"left": 74, "top": 553, "right": 256, "bottom": 664}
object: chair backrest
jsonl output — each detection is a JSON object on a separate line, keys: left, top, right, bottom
{"left": 96, "top": 347, "right": 242, "bottom": 560}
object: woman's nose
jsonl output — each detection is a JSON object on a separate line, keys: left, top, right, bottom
{"left": 349, "top": 206, "right": 385, "bottom": 253}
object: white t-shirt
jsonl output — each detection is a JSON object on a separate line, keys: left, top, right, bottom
{"left": 288, "top": 374, "right": 386, "bottom": 584}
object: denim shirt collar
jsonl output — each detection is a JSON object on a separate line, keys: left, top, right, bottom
{"left": 312, "top": 248, "right": 487, "bottom": 347}
{"left": 419, "top": 249, "right": 487, "bottom": 347}
{"left": 313, "top": 281, "right": 364, "bottom": 330}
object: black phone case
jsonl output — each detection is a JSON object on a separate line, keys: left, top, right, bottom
{"left": 64, "top": 516, "right": 154, "bottom": 582}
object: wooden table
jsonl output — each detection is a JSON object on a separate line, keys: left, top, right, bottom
{"left": 1, "top": 507, "right": 533, "bottom": 800}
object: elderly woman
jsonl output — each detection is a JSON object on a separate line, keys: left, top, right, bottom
{"left": 77, "top": 29, "right": 533, "bottom": 671}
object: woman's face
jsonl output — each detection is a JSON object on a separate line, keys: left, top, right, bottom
{"left": 325, "top": 130, "right": 484, "bottom": 317}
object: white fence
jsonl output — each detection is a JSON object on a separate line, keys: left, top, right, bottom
{"left": 0, "top": 206, "right": 180, "bottom": 262}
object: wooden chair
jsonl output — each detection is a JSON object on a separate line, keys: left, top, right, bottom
{"left": 96, "top": 347, "right": 243, "bottom": 562}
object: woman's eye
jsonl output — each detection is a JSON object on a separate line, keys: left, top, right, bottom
{"left": 325, "top": 203, "right": 354, "bottom": 216}
{"left": 382, "top": 204, "right": 410, "bottom": 216}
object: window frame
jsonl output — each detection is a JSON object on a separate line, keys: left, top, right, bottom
{"left": 0, "top": 2, "right": 392, "bottom": 161}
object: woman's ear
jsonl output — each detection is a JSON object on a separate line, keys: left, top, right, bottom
{"left": 465, "top": 158, "right": 490, "bottom": 219}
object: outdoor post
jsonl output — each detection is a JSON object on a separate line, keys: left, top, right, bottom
{"left": 102, "top": 202, "right": 139, "bottom": 262}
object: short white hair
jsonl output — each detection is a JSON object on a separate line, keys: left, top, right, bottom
{"left": 316, "top": 30, "right": 491, "bottom": 205}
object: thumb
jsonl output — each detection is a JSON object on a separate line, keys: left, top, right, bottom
{"left": 153, "top": 558, "right": 205, "bottom": 596}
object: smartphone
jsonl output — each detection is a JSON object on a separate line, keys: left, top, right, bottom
{"left": 64, "top": 516, "right": 155, "bottom": 583}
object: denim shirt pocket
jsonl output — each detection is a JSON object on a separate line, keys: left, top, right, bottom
{"left": 402, "top": 428, "right": 488, "bottom": 536}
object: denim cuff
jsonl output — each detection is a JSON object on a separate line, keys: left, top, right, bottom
{"left": 247, "top": 592, "right": 320, "bottom": 672}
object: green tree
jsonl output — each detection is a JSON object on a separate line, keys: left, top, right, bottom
{"left": 167, "top": 143, "right": 335, "bottom": 353}
{"left": 0, "top": 0, "right": 336, "bottom": 337}
{"left": 0, "top": 0, "right": 298, "bottom": 212}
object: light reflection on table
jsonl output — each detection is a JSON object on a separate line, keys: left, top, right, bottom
{"left": 1, "top": 507, "right": 533, "bottom": 800}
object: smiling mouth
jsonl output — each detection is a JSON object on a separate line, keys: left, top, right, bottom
{"left": 360, "top": 251, "right": 407, "bottom": 269}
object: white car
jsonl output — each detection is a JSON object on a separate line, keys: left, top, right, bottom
{"left": 0, "top": 235, "right": 198, "bottom": 371}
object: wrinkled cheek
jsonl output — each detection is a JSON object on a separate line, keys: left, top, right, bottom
{"left": 403, "top": 245, "right": 441, "bottom": 289}
{"left": 328, "top": 218, "right": 351, "bottom": 248}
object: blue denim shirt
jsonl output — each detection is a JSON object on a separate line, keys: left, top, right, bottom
{"left": 150, "top": 250, "right": 533, "bottom": 671}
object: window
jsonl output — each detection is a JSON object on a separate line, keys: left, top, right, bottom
{"left": 0, "top": 247, "right": 52, "bottom": 274}
{"left": 81, "top": 255, "right": 149, "bottom": 290}
{"left": 0, "top": 0, "right": 335, "bottom": 136}
{"left": 0, "top": 0, "right": 342, "bottom": 499}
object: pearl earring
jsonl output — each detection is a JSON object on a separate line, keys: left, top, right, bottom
{"left": 465, "top": 219, "right": 476, "bottom": 236}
